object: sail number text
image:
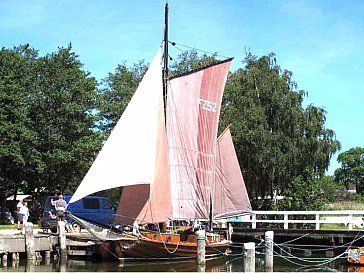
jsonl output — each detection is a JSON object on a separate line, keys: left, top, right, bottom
{"left": 198, "top": 98, "right": 217, "bottom": 112}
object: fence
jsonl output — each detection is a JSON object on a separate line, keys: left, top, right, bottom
{"left": 236, "top": 210, "right": 364, "bottom": 230}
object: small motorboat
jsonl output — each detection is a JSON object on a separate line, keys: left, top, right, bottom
{"left": 347, "top": 247, "right": 364, "bottom": 265}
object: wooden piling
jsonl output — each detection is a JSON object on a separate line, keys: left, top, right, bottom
{"left": 58, "top": 221, "right": 67, "bottom": 259}
{"left": 265, "top": 231, "right": 274, "bottom": 270}
{"left": 196, "top": 229, "right": 206, "bottom": 265}
{"left": 24, "top": 222, "right": 36, "bottom": 260}
{"left": 243, "top": 242, "right": 255, "bottom": 272}
{"left": 2, "top": 254, "right": 7, "bottom": 267}
{"left": 227, "top": 223, "right": 233, "bottom": 241}
{"left": 197, "top": 263, "right": 206, "bottom": 272}
{"left": 2, "top": 253, "right": 7, "bottom": 264}
{"left": 36, "top": 251, "right": 42, "bottom": 260}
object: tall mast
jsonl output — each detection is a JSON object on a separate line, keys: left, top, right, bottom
{"left": 162, "top": 3, "right": 169, "bottom": 112}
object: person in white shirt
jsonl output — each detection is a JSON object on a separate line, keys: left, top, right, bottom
{"left": 16, "top": 199, "right": 24, "bottom": 229}
{"left": 19, "top": 202, "right": 29, "bottom": 224}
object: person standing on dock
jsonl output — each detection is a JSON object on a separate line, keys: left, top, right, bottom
{"left": 19, "top": 201, "right": 29, "bottom": 224}
{"left": 54, "top": 195, "right": 67, "bottom": 222}
{"left": 16, "top": 199, "right": 24, "bottom": 230}
{"left": 54, "top": 195, "right": 74, "bottom": 233}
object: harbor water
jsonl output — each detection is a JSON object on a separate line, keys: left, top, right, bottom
{"left": 0, "top": 253, "right": 354, "bottom": 272}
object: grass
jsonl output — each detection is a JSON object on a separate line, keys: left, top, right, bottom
{"left": 320, "top": 223, "right": 349, "bottom": 230}
{"left": 324, "top": 200, "right": 364, "bottom": 210}
{"left": 0, "top": 224, "right": 39, "bottom": 230}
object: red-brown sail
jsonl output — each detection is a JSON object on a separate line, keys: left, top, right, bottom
{"left": 213, "top": 128, "right": 252, "bottom": 219}
{"left": 166, "top": 59, "right": 232, "bottom": 220}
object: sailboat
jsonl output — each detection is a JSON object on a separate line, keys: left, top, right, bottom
{"left": 69, "top": 3, "right": 251, "bottom": 260}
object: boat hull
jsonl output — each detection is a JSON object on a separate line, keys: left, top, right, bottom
{"left": 114, "top": 231, "right": 231, "bottom": 260}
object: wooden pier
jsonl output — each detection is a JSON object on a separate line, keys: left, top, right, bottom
{"left": 226, "top": 210, "right": 364, "bottom": 256}
{"left": 0, "top": 228, "right": 114, "bottom": 261}
{"left": 233, "top": 227, "right": 364, "bottom": 244}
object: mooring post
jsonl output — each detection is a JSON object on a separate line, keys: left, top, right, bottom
{"left": 196, "top": 229, "right": 206, "bottom": 264}
{"left": 227, "top": 223, "right": 233, "bottom": 241}
{"left": 243, "top": 242, "right": 255, "bottom": 272}
{"left": 265, "top": 231, "right": 274, "bottom": 271}
{"left": 2, "top": 254, "right": 7, "bottom": 267}
{"left": 45, "top": 250, "right": 51, "bottom": 264}
{"left": 197, "top": 263, "right": 206, "bottom": 272}
{"left": 2, "top": 253, "right": 7, "bottom": 264}
{"left": 24, "top": 222, "right": 36, "bottom": 260}
{"left": 58, "top": 221, "right": 67, "bottom": 259}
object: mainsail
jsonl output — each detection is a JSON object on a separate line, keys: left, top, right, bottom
{"left": 166, "top": 59, "right": 232, "bottom": 220}
{"left": 213, "top": 127, "right": 252, "bottom": 219}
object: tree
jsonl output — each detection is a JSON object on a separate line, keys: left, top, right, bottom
{"left": 0, "top": 45, "right": 38, "bottom": 206}
{"left": 273, "top": 170, "right": 325, "bottom": 211}
{"left": 29, "top": 45, "right": 103, "bottom": 195}
{"left": 0, "top": 44, "right": 103, "bottom": 203}
{"left": 334, "top": 147, "right": 364, "bottom": 194}
{"left": 318, "top": 175, "right": 341, "bottom": 203}
{"left": 272, "top": 169, "right": 325, "bottom": 229}
{"left": 221, "top": 52, "right": 341, "bottom": 208}
{"left": 99, "top": 61, "right": 148, "bottom": 133}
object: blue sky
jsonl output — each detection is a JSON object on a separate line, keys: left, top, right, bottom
{"left": 1, "top": 0, "right": 363, "bottom": 175}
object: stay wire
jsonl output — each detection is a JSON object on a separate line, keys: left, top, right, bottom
{"left": 169, "top": 41, "right": 231, "bottom": 59}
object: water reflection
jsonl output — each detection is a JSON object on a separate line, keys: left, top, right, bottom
{"left": 0, "top": 254, "right": 352, "bottom": 272}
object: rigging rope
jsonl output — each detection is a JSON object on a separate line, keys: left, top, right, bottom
{"left": 169, "top": 41, "right": 231, "bottom": 59}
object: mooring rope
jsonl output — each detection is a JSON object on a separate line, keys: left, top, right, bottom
{"left": 347, "top": 230, "right": 362, "bottom": 250}
{"left": 272, "top": 243, "right": 340, "bottom": 262}
{"left": 256, "top": 242, "right": 346, "bottom": 267}
{"left": 274, "top": 232, "right": 364, "bottom": 252}
{"left": 66, "top": 213, "right": 127, "bottom": 241}
{"left": 276, "top": 233, "right": 310, "bottom": 245}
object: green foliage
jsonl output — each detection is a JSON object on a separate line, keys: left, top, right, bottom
{"left": 0, "top": 45, "right": 39, "bottom": 206}
{"left": 221, "top": 52, "right": 341, "bottom": 208}
{"left": 273, "top": 171, "right": 325, "bottom": 211}
{"left": 0, "top": 44, "right": 103, "bottom": 205}
{"left": 29, "top": 44, "right": 103, "bottom": 194}
{"left": 334, "top": 147, "right": 364, "bottom": 194}
{"left": 99, "top": 60, "right": 148, "bottom": 132}
{"left": 318, "top": 175, "right": 341, "bottom": 203}
{"left": 267, "top": 171, "right": 325, "bottom": 229}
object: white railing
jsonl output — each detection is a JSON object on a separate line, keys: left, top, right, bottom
{"left": 238, "top": 210, "right": 364, "bottom": 230}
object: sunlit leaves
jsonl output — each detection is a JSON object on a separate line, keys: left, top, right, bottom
{"left": 335, "top": 147, "right": 364, "bottom": 193}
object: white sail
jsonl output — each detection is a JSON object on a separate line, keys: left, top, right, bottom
{"left": 70, "top": 49, "right": 163, "bottom": 203}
